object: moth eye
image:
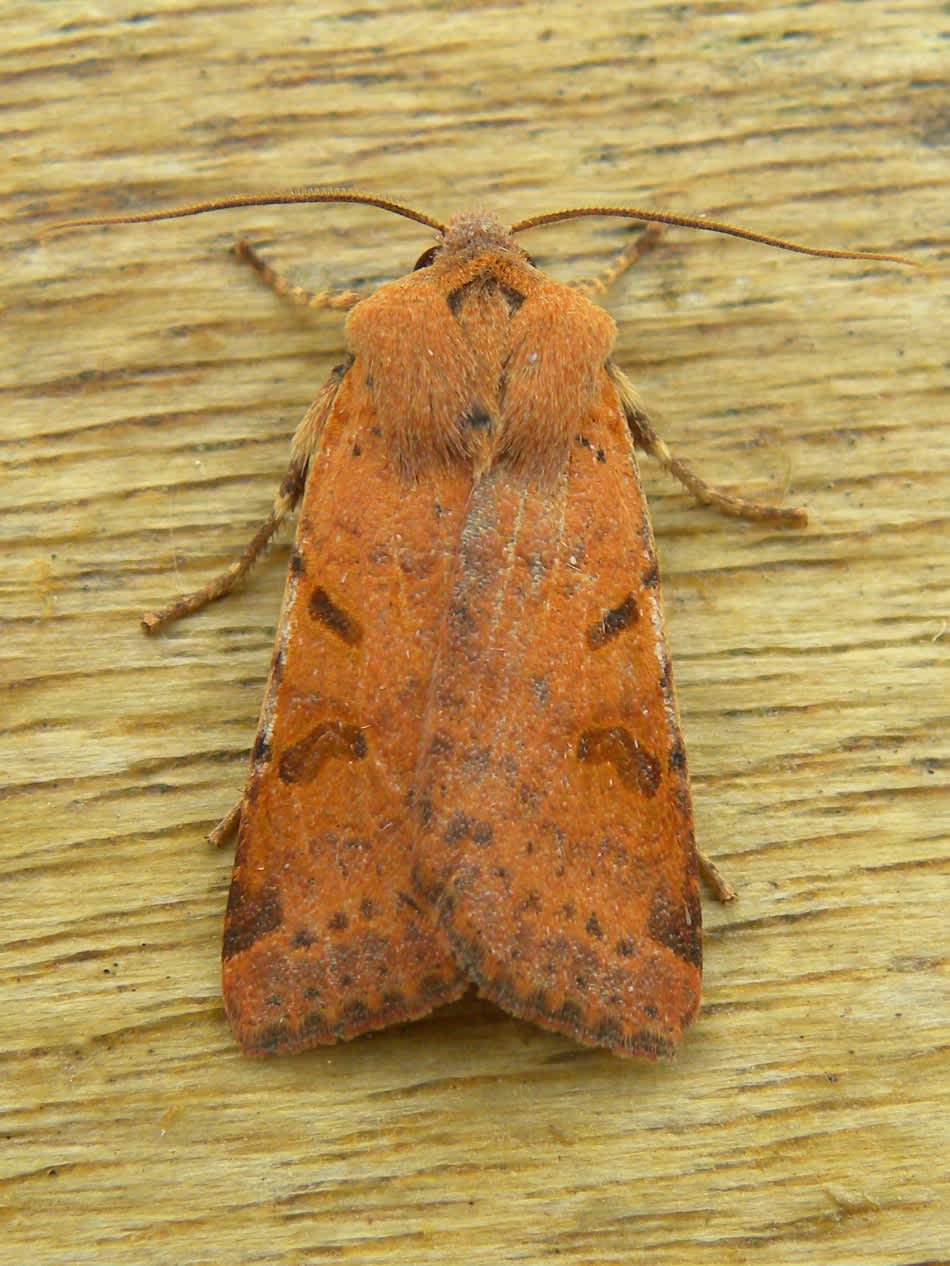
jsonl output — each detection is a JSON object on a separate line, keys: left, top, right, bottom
{"left": 413, "top": 245, "right": 441, "bottom": 270}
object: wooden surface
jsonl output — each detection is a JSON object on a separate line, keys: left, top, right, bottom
{"left": 3, "top": 2, "right": 947, "bottom": 1263}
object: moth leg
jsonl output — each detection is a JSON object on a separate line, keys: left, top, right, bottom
{"left": 609, "top": 365, "right": 808, "bottom": 526}
{"left": 143, "top": 371, "right": 344, "bottom": 633}
{"left": 571, "top": 223, "right": 666, "bottom": 297}
{"left": 234, "top": 239, "right": 363, "bottom": 311}
{"left": 208, "top": 800, "right": 242, "bottom": 847}
{"left": 142, "top": 464, "right": 303, "bottom": 632}
{"left": 697, "top": 848, "right": 737, "bottom": 903}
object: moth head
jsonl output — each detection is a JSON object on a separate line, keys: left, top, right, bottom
{"left": 413, "top": 211, "right": 535, "bottom": 271}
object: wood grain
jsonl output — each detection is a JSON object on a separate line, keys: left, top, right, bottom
{"left": 3, "top": 2, "right": 947, "bottom": 1263}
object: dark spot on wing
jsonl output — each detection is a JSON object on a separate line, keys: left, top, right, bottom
{"left": 648, "top": 886, "right": 702, "bottom": 967}
{"left": 576, "top": 726, "right": 662, "bottom": 797}
{"left": 342, "top": 999, "right": 369, "bottom": 1028}
{"left": 445, "top": 813, "right": 471, "bottom": 844}
{"left": 587, "top": 594, "right": 640, "bottom": 649}
{"left": 556, "top": 998, "right": 584, "bottom": 1028}
{"left": 279, "top": 721, "right": 368, "bottom": 785}
{"left": 428, "top": 731, "right": 454, "bottom": 758}
{"left": 668, "top": 743, "right": 687, "bottom": 773}
{"left": 270, "top": 646, "right": 286, "bottom": 684}
{"left": 472, "top": 821, "right": 494, "bottom": 847}
{"left": 586, "top": 913, "right": 604, "bottom": 939}
{"left": 309, "top": 586, "right": 363, "bottom": 646}
{"left": 223, "top": 878, "right": 283, "bottom": 959}
{"left": 449, "top": 600, "right": 477, "bottom": 638}
{"left": 518, "top": 890, "right": 543, "bottom": 914}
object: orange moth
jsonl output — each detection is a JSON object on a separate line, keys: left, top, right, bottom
{"left": 56, "top": 192, "right": 912, "bottom": 1058}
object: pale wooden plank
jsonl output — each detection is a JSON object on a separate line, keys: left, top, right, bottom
{"left": 2, "top": 2, "right": 946, "bottom": 1263}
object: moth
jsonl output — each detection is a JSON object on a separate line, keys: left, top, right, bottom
{"left": 55, "top": 191, "right": 911, "bottom": 1057}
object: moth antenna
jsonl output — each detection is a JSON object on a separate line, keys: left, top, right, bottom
{"left": 43, "top": 188, "right": 446, "bottom": 236}
{"left": 509, "top": 205, "right": 916, "bottom": 266}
